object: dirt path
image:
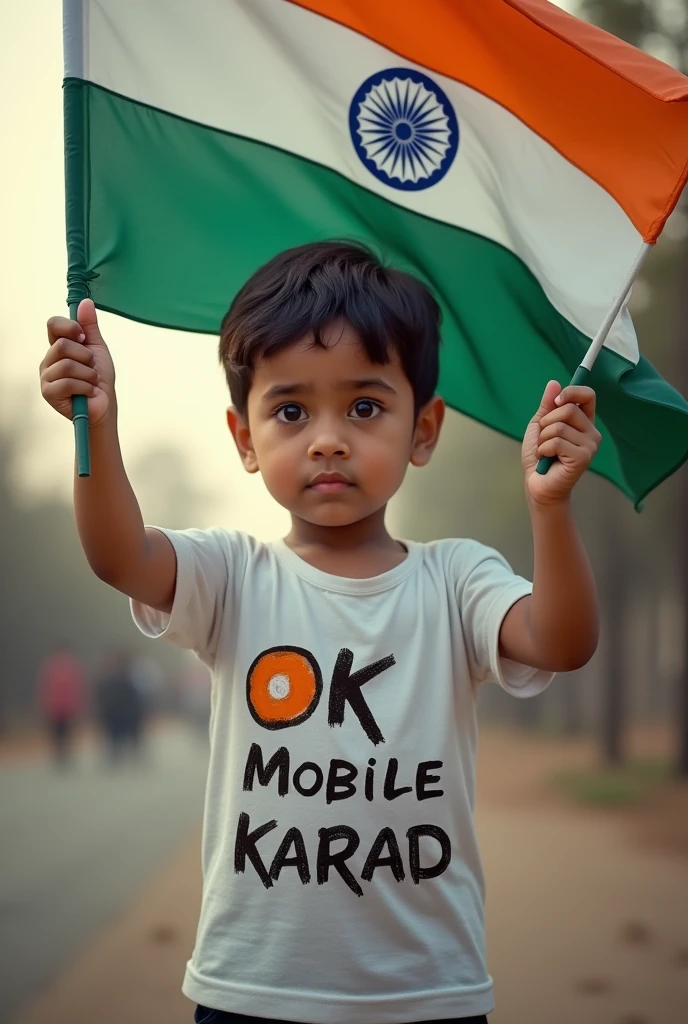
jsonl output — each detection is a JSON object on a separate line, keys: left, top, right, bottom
{"left": 481, "top": 804, "right": 688, "bottom": 1023}
{"left": 12, "top": 727, "right": 688, "bottom": 1024}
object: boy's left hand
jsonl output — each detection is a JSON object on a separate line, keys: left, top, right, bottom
{"left": 522, "top": 380, "right": 602, "bottom": 506}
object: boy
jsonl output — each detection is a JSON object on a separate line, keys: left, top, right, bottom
{"left": 39, "top": 241, "right": 600, "bottom": 1023}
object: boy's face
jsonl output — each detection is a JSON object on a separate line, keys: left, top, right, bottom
{"left": 228, "top": 320, "right": 444, "bottom": 529}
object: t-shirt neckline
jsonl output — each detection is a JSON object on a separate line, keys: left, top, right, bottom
{"left": 271, "top": 537, "right": 420, "bottom": 595}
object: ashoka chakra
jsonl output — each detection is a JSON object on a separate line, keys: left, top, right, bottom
{"left": 349, "top": 68, "right": 459, "bottom": 191}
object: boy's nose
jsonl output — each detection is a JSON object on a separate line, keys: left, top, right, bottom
{"left": 308, "top": 433, "right": 350, "bottom": 459}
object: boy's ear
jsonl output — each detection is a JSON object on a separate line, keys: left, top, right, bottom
{"left": 410, "top": 395, "right": 445, "bottom": 468}
{"left": 226, "top": 407, "right": 259, "bottom": 474}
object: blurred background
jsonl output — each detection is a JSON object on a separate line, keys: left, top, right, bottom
{"left": 1, "top": 1, "right": 688, "bottom": 1023}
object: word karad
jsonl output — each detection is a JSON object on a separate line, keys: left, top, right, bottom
{"left": 234, "top": 645, "right": 453, "bottom": 897}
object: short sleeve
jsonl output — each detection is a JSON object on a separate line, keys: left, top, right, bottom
{"left": 453, "top": 541, "right": 554, "bottom": 698}
{"left": 130, "top": 527, "right": 244, "bottom": 667}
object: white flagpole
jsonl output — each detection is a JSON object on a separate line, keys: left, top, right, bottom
{"left": 536, "top": 241, "right": 652, "bottom": 475}
{"left": 581, "top": 241, "right": 652, "bottom": 371}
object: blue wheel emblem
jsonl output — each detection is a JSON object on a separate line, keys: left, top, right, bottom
{"left": 349, "top": 68, "right": 459, "bottom": 191}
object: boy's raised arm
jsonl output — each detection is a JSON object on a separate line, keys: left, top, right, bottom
{"left": 40, "top": 300, "right": 177, "bottom": 614}
{"left": 499, "top": 380, "right": 601, "bottom": 673}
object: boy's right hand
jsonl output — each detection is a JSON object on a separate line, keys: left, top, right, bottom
{"left": 40, "top": 299, "right": 115, "bottom": 427}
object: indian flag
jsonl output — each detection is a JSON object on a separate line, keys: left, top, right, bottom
{"left": 63, "top": 0, "right": 688, "bottom": 505}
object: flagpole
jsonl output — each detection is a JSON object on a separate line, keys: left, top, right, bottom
{"left": 64, "top": 74, "right": 91, "bottom": 477}
{"left": 536, "top": 241, "right": 652, "bottom": 475}
{"left": 69, "top": 306, "right": 89, "bottom": 477}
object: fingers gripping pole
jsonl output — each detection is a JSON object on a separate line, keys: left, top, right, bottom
{"left": 536, "top": 365, "right": 591, "bottom": 475}
{"left": 536, "top": 242, "right": 651, "bottom": 476}
{"left": 70, "top": 301, "right": 91, "bottom": 478}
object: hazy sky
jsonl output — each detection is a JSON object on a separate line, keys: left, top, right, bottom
{"left": 0, "top": 0, "right": 573, "bottom": 540}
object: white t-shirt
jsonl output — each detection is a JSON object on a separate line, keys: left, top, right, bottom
{"left": 132, "top": 529, "right": 553, "bottom": 1023}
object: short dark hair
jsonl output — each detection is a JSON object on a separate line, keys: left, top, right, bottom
{"left": 219, "top": 241, "right": 441, "bottom": 417}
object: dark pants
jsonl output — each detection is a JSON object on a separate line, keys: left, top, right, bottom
{"left": 48, "top": 716, "right": 74, "bottom": 765}
{"left": 194, "top": 1009, "right": 488, "bottom": 1024}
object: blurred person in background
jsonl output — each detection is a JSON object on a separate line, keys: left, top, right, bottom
{"left": 180, "top": 656, "right": 212, "bottom": 739}
{"left": 131, "top": 653, "right": 164, "bottom": 721}
{"left": 35, "top": 641, "right": 87, "bottom": 768}
{"left": 94, "top": 649, "right": 146, "bottom": 764}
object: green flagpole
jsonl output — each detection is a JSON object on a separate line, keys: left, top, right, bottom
{"left": 69, "top": 320, "right": 90, "bottom": 477}
{"left": 536, "top": 242, "right": 651, "bottom": 476}
{"left": 64, "top": 75, "right": 91, "bottom": 477}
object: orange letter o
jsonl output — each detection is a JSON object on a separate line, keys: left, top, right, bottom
{"left": 246, "top": 646, "right": 323, "bottom": 730}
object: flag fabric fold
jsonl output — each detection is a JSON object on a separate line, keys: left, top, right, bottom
{"left": 63, "top": 0, "right": 688, "bottom": 505}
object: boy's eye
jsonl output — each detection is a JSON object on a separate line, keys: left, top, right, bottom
{"left": 350, "top": 399, "right": 381, "bottom": 420}
{"left": 276, "top": 403, "right": 306, "bottom": 423}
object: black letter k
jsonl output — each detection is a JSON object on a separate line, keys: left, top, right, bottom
{"left": 328, "top": 648, "right": 395, "bottom": 745}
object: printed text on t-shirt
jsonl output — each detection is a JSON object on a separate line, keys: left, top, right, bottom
{"left": 234, "top": 645, "right": 452, "bottom": 896}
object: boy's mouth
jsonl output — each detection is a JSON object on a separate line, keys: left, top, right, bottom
{"left": 308, "top": 471, "right": 353, "bottom": 493}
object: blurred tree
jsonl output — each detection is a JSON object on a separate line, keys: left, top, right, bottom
{"left": 578, "top": 0, "right": 688, "bottom": 771}
{"left": 599, "top": 490, "right": 627, "bottom": 762}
